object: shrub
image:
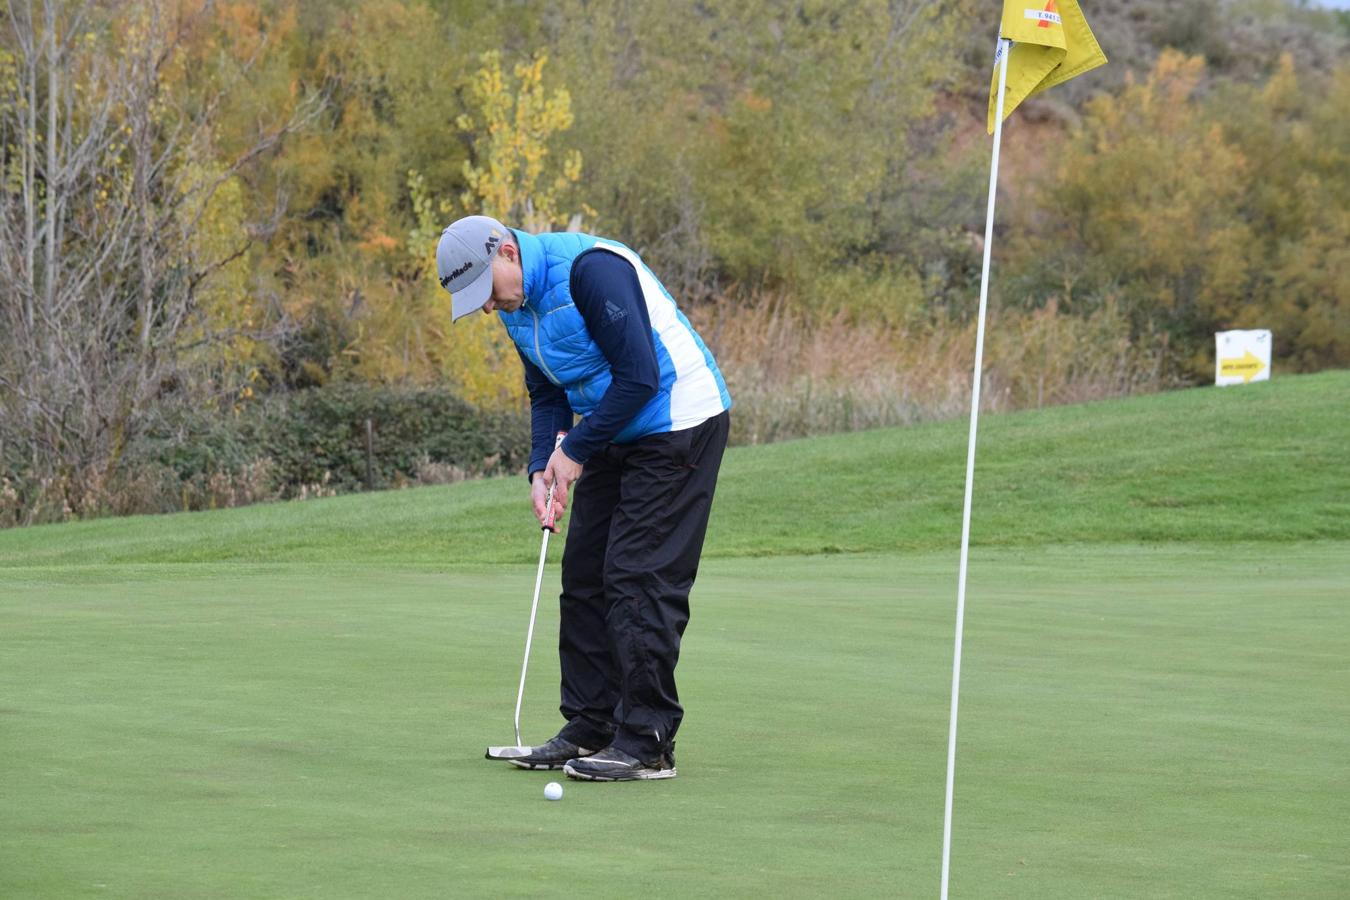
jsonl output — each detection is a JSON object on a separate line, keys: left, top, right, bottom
{"left": 2, "top": 383, "right": 529, "bottom": 526}
{"left": 252, "top": 383, "right": 527, "bottom": 495}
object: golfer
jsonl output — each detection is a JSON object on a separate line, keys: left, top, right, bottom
{"left": 436, "top": 216, "right": 732, "bottom": 781}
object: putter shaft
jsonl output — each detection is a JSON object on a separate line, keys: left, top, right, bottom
{"left": 512, "top": 482, "right": 555, "bottom": 747}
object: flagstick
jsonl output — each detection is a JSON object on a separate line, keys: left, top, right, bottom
{"left": 940, "top": 36, "right": 1010, "bottom": 900}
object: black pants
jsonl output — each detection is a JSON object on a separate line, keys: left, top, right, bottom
{"left": 555, "top": 411, "right": 729, "bottom": 761}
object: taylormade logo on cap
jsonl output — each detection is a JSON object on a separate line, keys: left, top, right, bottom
{"left": 443, "top": 260, "right": 474, "bottom": 285}
{"left": 435, "top": 215, "right": 509, "bottom": 321}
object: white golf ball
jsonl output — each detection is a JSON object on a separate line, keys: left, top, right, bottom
{"left": 544, "top": 781, "right": 563, "bottom": 801}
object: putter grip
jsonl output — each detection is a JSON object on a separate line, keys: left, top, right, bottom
{"left": 541, "top": 431, "right": 567, "bottom": 531}
{"left": 542, "top": 485, "right": 556, "bottom": 531}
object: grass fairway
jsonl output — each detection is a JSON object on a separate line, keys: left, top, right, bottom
{"left": 2, "top": 374, "right": 1349, "bottom": 897}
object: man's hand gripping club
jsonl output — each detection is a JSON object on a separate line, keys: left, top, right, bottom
{"left": 532, "top": 432, "right": 581, "bottom": 532}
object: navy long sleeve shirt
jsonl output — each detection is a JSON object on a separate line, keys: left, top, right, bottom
{"left": 521, "top": 249, "right": 661, "bottom": 480}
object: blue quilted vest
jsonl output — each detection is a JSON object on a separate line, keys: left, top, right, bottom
{"left": 498, "top": 230, "right": 730, "bottom": 442}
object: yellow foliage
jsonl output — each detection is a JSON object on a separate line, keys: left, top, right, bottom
{"left": 439, "top": 313, "right": 529, "bottom": 410}
{"left": 404, "top": 169, "right": 526, "bottom": 409}
{"left": 412, "top": 52, "right": 593, "bottom": 409}
{"left": 218, "top": 2, "right": 267, "bottom": 61}
{"left": 1052, "top": 52, "right": 1253, "bottom": 294}
{"left": 740, "top": 89, "right": 773, "bottom": 114}
{"left": 1014, "top": 48, "right": 1350, "bottom": 376}
{"left": 0, "top": 44, "right": 15, "bottom": 98}
{"left": 348, "top": 278, "right": 457, "bottom": 384}
{"left": 188, "top": 163, "right": 266, "bottom": 372}
{"left": 456, "top": 51, "right": 594, "bottom": 233}
{"left": 358, "top": 229, "right": 400, "bottom": 254}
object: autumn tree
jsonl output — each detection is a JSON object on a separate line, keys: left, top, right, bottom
{"left": 183, "top": 0, "right": 466, "bottom": 391}
{"left": 1008, "top": 52, "right": 1254, "bottom": 377}
{"left": 1217, "top": 56, "right": 1349, "bottom": 371}
{"left": 538, "top": 0, "right": 976, "bottom": 314}
{"left": 1008, "top": 49, "right": 1348, "bottom": 378}
{"left": 406, "top": 48, "right": 591, "bottom": 409}
{"left": 0, "top": 0, "right": 317, "bottom": 522}
{"left": 454, "top": 50, "right": 590, "bottom": 233}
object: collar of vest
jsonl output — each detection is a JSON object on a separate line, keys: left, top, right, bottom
{"left": 514, "top": 229, "right": 548, "bottom": 311}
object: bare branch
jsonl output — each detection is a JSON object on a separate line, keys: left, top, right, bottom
{"left": 0, "top": 0, "right": 318, "bottom": 522}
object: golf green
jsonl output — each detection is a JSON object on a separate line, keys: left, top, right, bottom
{"left": 3, "top": 543, "right": 1346, "bottom": 897}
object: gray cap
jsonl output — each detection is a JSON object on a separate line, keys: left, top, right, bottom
{"left": 436, "top": 215, "right": 509, "bottom": 321}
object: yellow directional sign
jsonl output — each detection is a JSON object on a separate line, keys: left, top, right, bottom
{"left": 1219, "top": 349, "right": 1266, "bottom": 384}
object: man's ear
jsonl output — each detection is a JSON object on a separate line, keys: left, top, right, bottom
{"left": 500, "top": 241, "right": 519, "bottom": 264}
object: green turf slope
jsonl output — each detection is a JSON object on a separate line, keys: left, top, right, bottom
{"left": 1, "top": 371, "right": 1346, "bottom": 566}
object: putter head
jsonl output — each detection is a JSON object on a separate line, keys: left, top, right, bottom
{"left": 485, "top": 745, "right": 531, "bottom": 760}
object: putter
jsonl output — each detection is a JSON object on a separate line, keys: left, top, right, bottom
{"left": 486, "top": 433, "right": 565, "bottom": 761}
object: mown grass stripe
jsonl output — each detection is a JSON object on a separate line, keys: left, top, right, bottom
{"left": 2, "top": 372, "right": 1344, "bottom": 566}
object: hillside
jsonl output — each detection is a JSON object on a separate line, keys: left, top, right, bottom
{"left": 1, "top": 372, "right": 1345, "bottom": 568}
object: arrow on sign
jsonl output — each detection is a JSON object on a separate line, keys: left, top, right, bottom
{"left": 1219, "top": 349, "right": 1266, "bottom": 384}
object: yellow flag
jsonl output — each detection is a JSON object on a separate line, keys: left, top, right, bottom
{"left": 987, "top": 0, "right": 1107, "bottom": 133}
